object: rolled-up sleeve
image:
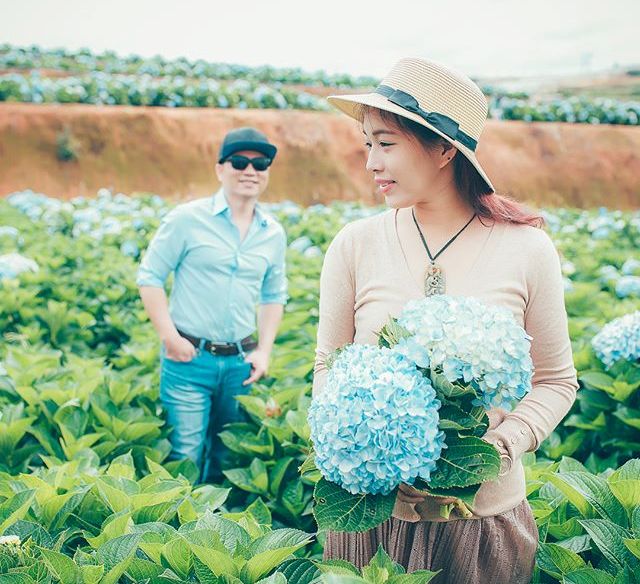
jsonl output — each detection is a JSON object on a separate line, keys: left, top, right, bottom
{"left": 136, "top": 209, "right": 186, "bottom": 288}
{"left": 260, "top": 229, "right": 288, "bottom": 305}
{"left": 492, "top": 230, "right": 579, "bottom": 464}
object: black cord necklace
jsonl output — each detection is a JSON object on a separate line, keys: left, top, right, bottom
{"left": 411, "top": 208, "right": 477, "bottom": 296}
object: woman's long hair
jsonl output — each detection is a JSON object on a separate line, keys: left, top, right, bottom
{"left": 359, "top": 106, "right": 544, "bottom": 228}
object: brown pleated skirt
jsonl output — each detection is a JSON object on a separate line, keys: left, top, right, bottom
{"left": 323, "top": 499, "right": 538, "bottom": 584}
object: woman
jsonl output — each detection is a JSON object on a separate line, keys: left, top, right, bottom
{"left": 313, "top": 57, "right": 579, "bottom": 583}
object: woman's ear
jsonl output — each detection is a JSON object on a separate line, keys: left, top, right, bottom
{"left": 439, "top": 142, "right": 458, "bottom": 169}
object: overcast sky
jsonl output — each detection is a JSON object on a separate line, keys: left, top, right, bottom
{"left": 1, "top": 0, "right": 638, "bottom": 80}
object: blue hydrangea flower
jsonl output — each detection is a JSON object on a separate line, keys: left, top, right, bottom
{"left": 615, "top": 276, "right": 640, "bottom": 299}
{"left": 395, "top": 296, "right": 533, "bottom": 409}
{"left": 0, "top": 226, "right": 19, "bottom": 239}
{"left": 120, "top": 240, "right": 139, "bottom": 258}
{"left": 621, "top": 258, "right": 640, "bottom": 276}
{"left": 0, "top": 253, "right": 39, "bottom": 280}
{"left": 308, "top": 344, "right": 445, "bottom": 495}
{"left": 592, "top": 311, "right": 640, "bottom": 369}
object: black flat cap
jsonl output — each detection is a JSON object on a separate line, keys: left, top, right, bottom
{"left": 218, "top": 127, "right": 277, "bottom": 162}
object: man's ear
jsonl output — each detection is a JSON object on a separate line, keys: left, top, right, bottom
{"left": 214, "top": 163, "right": 224, "bottom": 180}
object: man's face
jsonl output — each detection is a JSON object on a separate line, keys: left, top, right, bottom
{"left": 215, "top": 149, "right": 271, "bottom": 200}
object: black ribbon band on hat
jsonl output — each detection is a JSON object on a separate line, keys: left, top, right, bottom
{"left": 375, "top": 85, "right": 478, "bottom": 152}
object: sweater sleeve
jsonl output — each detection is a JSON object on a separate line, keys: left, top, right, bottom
{"left": 488, "top": 229, "right": 579, "bottom": 464}
{"left": 312, "top": 224, "right": 356, "bottom": 397}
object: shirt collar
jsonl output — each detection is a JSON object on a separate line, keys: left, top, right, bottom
{"left": 211, "top": 188, "right": 269, "bottom": 228}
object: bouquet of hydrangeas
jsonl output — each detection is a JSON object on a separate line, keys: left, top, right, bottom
{"left": 307, "top": 295, "right": 533, "bottom": 532}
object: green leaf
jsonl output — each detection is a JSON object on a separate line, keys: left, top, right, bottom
{"left": 387, "top": 572, "right": 440, "bottom": 584}
{"left": 3, "top": 520, "right": 53, "bottom": 548}
{"left": 613, "top": 407, "right": 640, "bottom": 431}
{"left": 563, "top": 568, "right": 616, "bottom": 584}
{"left": 298, "top": 451, "right": 318, "bottom": 479}
{"left": 625, "top": 539, "right": 640, "bottom": 561}
{"left": 0, "top": 416, "right": 36, "bottom": 455}
{"left": 126, "top": 558, "right": 164, "bottom": 582}
{"left": 541, "top": 430, "right": 586, "bottom": 459}
{"left": 313, "top": 479, "right": 396, "bottom": 532}
{"left": 412, "top": 482, "right": 477, "bottom": 509}
{"left": 190, "top": 485, "right": 231, "bottom": 512}
{"left": 0, "top": 490, "right": 35, "bottom": 534}
{"left": 557, "top": 535, "right": 592, "bottom": 554}
{"left": 269, "top": 457, "right": 296, "bottom": 497}
{"left": 133, "top": 501, "right": 178, "bottom": 524}
{"left": 164, "top": 459, "right": 200, "bottom": 484}
{"left": 632, "top": 507, "right": 640, "bottom": 537}
{"left": 276, "top": 559, "right": 321, "bottom": 584}
{"left": 45, "top": 489, "right": 88, "bottom": 532}
{"left": 362, "top": 545, "right": 401, "bottom": 583}
{"left": 255, "top": 574, "right": 287, "bottom": 584}
{"left": 39, "top": 547, "right": 82, "bottom": 584}
{"left": 95, "top": 533, "right": 142, "bottom": 584}
{"left": 246, "top": 528, "right": 312, "bottom": 558}
{"left": 321, "top": 575, "right": 369, "bottom": 584}
{"left": 243, "top": 533, "right": 311, "bottom": 583}
{"left": 106, "top": 452, "right": 136, "bottom": 480}
{"left": 195, "top": 511, "right": 250, "bottom": 554}
{"left": 219, "top": 426, "right": 275, "bottom": 457}
{"left": 578, "top": 519, "right": 638, "bottom": 571}
{"left": 161, "top": 537, "right": 192, "bottom": 580}
{"left": 545, "top": 471, "right": 627, "bottom": 525}
{"left": 535, "top": 543, "right": 585, "bottom": 578}
{"left": 285, "top": 410, "right": 310, "bottom": 441}
{"left": 428, "top": 435, "right": 500, "bottom": 489}
{"left": 430, "top": 371, "right": 473, "bottom": 398}
{"left": 0, "top": 575, "right": 37, "bottom": 584}
{"left": 377, "top": 319, "right": 411, "bottom": 348}
{"left": 223, "top": 459, "right": 269, "bottom": 495}
{"left": 246, "top": 498, "right": 272, "bottom": 525}
{"left": 85, "top": 511, "right": 132, "bottom": 550}
{"left": 615, "top": 567, "right": 640, "bottom": 584}
{"left": 579, "top": 371, "right": 615, "bottom": 391}
{"left": 437, "top": 404, "right": 485, "bottom": 432}
{"left": 316, "top": 559, "right": 361, "bottom": 576}
{"left": 80, "top": 564, "right": 104, "bottom": 584}
{"left": 188, "top": 542, "right": 237, "bottom": 578}
{"left": 192, "top": 557, "right": 219, "bottom": 584}
{"left": 95, "top": 478, "right": 131, "bottom": 513}
{"left": 608, "top": 459, "right": 640, "bottom": 511}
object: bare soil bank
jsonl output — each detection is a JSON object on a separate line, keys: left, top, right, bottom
{"left": 1, "top": 103, "right": 638, "bottom": 208}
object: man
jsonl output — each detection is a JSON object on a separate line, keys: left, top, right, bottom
{"left": 137, "top": 127, "right": 287, "bottom": 482}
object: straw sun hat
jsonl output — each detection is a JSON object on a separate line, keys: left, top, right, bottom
{"left": 327, "top": 57, "right": 495, "bottom": 193}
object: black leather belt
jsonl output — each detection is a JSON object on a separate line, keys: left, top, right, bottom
{"left": 177, "top": 329, "right": 257, "bottom": 356}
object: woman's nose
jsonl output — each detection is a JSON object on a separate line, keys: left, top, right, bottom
{"left": 365, "top": 149, "right": 382, "bottom": 173}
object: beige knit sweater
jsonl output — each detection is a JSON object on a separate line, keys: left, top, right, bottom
{"left": 312, "top": 207, "right": 579, "bottom": 522}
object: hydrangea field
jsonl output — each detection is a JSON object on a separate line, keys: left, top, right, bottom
{"left": 0, "top": 189, "right": 639, "bottom": 583}
{"left": 1, "top": 44, "right": 639, "bottom": 125}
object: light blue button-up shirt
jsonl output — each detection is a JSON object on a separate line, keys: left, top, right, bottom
{"left": 137, "top": 189, "right": 288, "bottom": 342}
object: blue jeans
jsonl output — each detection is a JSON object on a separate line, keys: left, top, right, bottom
{"left": 159, "top": 346, "right": 252, "bottom": 482}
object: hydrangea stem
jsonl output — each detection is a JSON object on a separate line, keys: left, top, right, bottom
{"left": 438, "top": 500, "right": 474, "bottom": 519}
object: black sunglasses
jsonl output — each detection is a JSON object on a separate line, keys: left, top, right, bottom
{"left": 225, "top": 155, "right": 272, "bottom": 172}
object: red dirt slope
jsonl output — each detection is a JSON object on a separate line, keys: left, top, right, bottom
{"left": 1, "top": 103, "right": 638, "bottom": 208}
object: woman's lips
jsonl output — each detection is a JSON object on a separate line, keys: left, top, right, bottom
{"left": 378, "top": 181, "right": 396, "bottom": 195}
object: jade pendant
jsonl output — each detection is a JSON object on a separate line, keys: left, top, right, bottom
{"left": 424, "top": 262, "right": 445, "bottom": 296}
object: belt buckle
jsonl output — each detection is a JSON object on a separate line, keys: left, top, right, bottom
{"left": 208, "top": 344, "right": 218, "bottom": 355}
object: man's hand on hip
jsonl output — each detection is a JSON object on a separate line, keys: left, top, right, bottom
{"left": 164, "top": 333, "right": 197, "bottom": 362}
{"left": 243, "top": 348, "right": 269, "bottom": 385}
